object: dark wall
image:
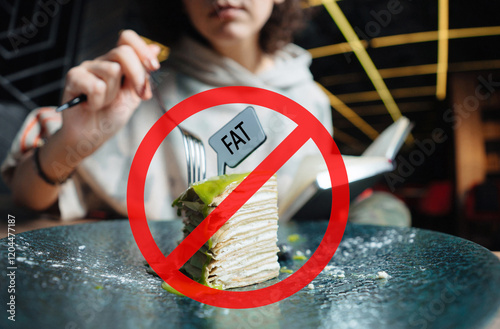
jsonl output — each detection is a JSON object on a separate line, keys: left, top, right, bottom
{"left": 0, "top": 0, "right": 133, "bottom": 195}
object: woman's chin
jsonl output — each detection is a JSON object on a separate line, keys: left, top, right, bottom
{"left": 209, "top": 26, "right": 258, "bottom": 47}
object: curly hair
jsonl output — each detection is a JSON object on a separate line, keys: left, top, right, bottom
{"left": 136, "top": 0, "right": 306, "bottom": 54}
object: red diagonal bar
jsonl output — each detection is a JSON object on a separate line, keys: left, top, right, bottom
{"left": 162, "top": 125, "right": 310, "bottom": 272}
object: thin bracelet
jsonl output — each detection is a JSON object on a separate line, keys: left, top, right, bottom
{"left": 33, "top": 147, "right": 73, "bottom": 185}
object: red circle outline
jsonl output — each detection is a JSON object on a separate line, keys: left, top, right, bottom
{"left": 127, "top": 86, "right": 349, "bottom": 308}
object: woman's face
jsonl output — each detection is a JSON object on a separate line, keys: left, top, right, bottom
{"left": 182, "top": 0, "right": 283, "bottom": 49}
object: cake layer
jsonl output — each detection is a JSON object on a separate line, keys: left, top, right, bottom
{"left": 174, "top": 174, "right": 280, "bottom": 289}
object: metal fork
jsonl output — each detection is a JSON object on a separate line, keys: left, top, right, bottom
{"left": 150, "top": 73, "right": 206, "bottom": 186}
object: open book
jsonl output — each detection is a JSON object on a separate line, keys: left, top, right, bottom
{"left": 279, "top": 117, "right": 413, "bottom": 221}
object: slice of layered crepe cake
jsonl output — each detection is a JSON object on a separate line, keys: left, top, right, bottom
{"left": 173, "top": 173, "right": 280, "bottom": 289}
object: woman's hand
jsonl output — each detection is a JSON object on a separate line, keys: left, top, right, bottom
{"left": 10, "top": 30, "right": 162, "bottom": 211}
{"left": 59, "top": 30, "right": 161, "bottom": 154}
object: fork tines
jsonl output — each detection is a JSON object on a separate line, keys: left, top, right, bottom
{"left": 180, "top": 127, "right": 206, "bottom": 186}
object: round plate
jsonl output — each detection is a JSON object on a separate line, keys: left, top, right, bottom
{"left": 1, "top": 221, "right": 499, "bottom": 328}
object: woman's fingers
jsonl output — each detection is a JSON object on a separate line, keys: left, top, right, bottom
{"left": 118, "top": 30, "right": 161, "bottom": 72}
{"left": 62, "top": 30, "right": 161, "bottom": 111}
{"left": 64, "top": 66, "right": 107, "bottom": 111}
{"left": 98, "top": 30, "right": 161, "bottom": 100}
{"left": 81, "top": 60, "right": 123, "bottom": 105}
{"left": 64, "top": 60, "right": 128, "bottom": 111}
{"left": 101, "top": 44, "right": 150, "bottom": 99}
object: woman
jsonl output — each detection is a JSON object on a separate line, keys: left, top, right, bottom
{"left": 2, "top": 0, "right": 333, "bottom": 220}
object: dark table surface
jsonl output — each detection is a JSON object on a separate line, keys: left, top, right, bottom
{"left": 1, "top": 220, "right": 499, "bottom": 329}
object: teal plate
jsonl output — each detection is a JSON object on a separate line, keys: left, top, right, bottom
{"left": 1, "top": 221, "right": 499, "bottom": 329}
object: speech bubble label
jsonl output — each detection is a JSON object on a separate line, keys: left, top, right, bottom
{"left": 209, "top": 106, "right": 267, "bottom": 175}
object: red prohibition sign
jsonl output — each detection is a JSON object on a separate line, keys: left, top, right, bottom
{"left": 127, "top": 86, "right": 349, "bottom": 309}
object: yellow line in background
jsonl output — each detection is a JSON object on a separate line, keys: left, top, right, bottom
{"left": 320, "top": 64, "right": 438, "bottom": 86}
{"left": 449, "top": 26, "right": 500, "bottom": 39}
{"left": 371, "top": 31, "right": 438, "bottom": 48}
{"left": 379, "top": 64, "right": 437, "bottom": 79}
{"left": 307, "top": 0, "right": 334, "bottom": 7}
{"left": 310, "top": 26, "right": 500, "bottom": 58}
{"left": 320, "top": 60, "right": 500, "bottom": 87}
{"left": 318, "top": 83, "right": 379, "bottom": 140}
{"left": 335, "top": 86, "right": 436, "bottom": 103}
{"left": 331, "top": 127, "right": 366, "bottom": 151}
{"left": 308, "top": 40, "right": 369, "bottom": 58}
{"left": 349, "top": 101, "right": 437, "bottom": 116}
{"left": 436, "top": 0, "right": 449, "bottom": 100}
{"left": 322, "top": 0, "right": 404, "bottom": 123}
{"left": 449, "top": 59, "right": 500, "bottom": 72}
{"left": 372, "top": 26, "right": 500, "bottom": 48}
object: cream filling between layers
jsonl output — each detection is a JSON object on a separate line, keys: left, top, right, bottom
{"left": 178, "top": 175, "right": 279, "bottom": 289}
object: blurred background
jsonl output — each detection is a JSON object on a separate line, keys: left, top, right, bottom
{"left": 1, "top": 0, "right": 499, "bottom": 249}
